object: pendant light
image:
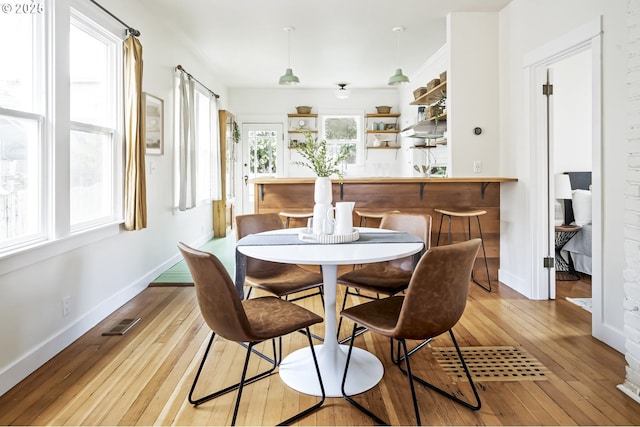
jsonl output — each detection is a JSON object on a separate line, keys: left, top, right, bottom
{"left": 388, "top": 26, "right": 410, "bottom": 86}
{"left": 279, "top": 26, "right": 300, "bottom": 85}
{"left": 336, "top": 83, "right": 350, "bottom": 99}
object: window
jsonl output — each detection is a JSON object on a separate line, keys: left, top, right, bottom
{"left": 69, "top": 12, "right": 122, "bottom": 231}
{"left": 0, "top": 4, "right": 123, "bottom": 260}
{"left": 248, "top": 129, "right": 278, "bottom": 177}
{"left": 320, "top": 115, "right": 361, "bottom": 167}
{"left": 0, "top": 10, "right": 45, "bottom": 251}
{"left": 194, "top": 89, "right": 219, "bottom": 202}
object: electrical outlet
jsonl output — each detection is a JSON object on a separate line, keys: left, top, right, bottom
{"left": 473, "top": 160, "right": 482, "bottom": 173}
{"left": 63, "top": 296, "right": 70, "bottom": 317}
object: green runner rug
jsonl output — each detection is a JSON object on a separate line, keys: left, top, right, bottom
{"left": 150, "top": 235, "right": 236, "bottom": 286}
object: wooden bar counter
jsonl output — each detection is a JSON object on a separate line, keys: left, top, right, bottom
{"left": 251, "top": 177, "right": 517, "bottom": 281}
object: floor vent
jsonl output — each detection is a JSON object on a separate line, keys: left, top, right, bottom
{"left": 102, "top": 318, "right": 141, "bottom": 336}
{"left": 432, "top": 346, "right": 552, "bottom": 382}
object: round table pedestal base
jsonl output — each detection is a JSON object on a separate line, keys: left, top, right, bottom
{"left": 279, "top": 344, "right": 383, "bottom": 397}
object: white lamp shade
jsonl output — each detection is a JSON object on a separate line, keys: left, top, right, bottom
{"left": 554, "top": 174, "right": 572, "bottom": 200}
{"left": 335, "top": 86, "right": 350, "bottom": 99}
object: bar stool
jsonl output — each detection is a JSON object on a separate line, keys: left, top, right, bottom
{"left": 279, "top": 210, "right": 313, "bottom": 228}
{"left": 434, "top": 208, "right": 492, "bottom": 292}
{"left": 354, "top": 209, "right": 400, "bottom": 227}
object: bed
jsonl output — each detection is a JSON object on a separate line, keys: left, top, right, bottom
{"left": 561, "top": 171, "right": 592, "bottom": 275}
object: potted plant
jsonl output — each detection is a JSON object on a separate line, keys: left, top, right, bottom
{"left": 292, "top": 131, "right": 352, "bottom": 234}
{"left": 291, "top": 131, "right": 351, "bottom": 180}
{"left": 432, "top": 91, "right": 446, "bottom": 126}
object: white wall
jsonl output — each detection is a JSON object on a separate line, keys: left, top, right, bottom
{"left": 447, "top": 12, "right": 500, "bottom": 177}
{"left": 619, "top": 0, "right": 640, "bottom": 404}
{"left": 0, "top": 0, "right": 223, "bottom": 395}
{"left": 498, "top": 0, "right": 628, "bottom": 351}
{"left": 228, "top": 87, "right": 406, "bottom": 179}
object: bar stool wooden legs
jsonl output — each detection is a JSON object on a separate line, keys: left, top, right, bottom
{"left": 435, "top": 208, "right": 492, "bottom": 292}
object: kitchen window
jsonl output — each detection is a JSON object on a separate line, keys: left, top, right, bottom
{"left": 320, "top": 115, "right": 361, "bottom": 168}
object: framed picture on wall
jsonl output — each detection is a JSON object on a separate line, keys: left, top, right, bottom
{"left": 144, "top": 93, "right": 164, "bottom": 155}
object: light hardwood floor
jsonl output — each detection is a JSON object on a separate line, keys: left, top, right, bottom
{"left": 1, "top": 273, "right": 638, "bottom": 426}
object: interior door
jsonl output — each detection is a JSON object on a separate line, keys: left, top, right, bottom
{"left": 240, "top": 123, "right": 283, "bottom": 214}
{"left": 545, "top": 68, "right": 557, "bottom": 300}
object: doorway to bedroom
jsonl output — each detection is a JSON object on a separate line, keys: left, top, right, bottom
{"left": 549, "top": 48, "right": 593, "bottom": 312}
{"left": 525, "top": 19, "right": 603, "bottom": 334}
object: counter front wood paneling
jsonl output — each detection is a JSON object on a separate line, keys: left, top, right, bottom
{"left": 251, "top": 177, "right": 517, "bottom": 281}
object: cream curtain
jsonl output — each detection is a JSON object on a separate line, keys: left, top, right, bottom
{"left": 211, "top": 94, "right": 222, "bottom": 200}
{"left": 123, "top": 35, "right": 146, "bottom": 230}
{"left": 178, "top": 72, "right": 196, "bottom": 211}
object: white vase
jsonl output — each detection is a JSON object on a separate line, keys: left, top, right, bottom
{"left": 313, "top": 177, "right": 332, "bottom": 234}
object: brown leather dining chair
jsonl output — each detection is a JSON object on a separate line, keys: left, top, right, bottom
{"left": 235, "top": 213, "right": 324, "bottom": 304}
{"left": 340, "top": 239, "right": 482, "bottom": 426}
{"left": 336, "top": 212, "right": 431, "bottom": 341}
{"left": 177, "top": 242, "right": 325, "bottom": 426}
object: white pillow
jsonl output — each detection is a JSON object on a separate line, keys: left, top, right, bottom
{"left": 572, "top": 189, "right": 592, "bottom": 226}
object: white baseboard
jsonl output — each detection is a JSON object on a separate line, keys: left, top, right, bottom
{"left": 0, "top": 252, "right": 195, "bottom": 397}
{"left": 0, "top": 233, "right": 215, "bottom": 397}
{"left": 617, "top": 384, "right": 640, "bottom": 405}
{"left": 498, "top": 268, "right": 532, "bottom": 299}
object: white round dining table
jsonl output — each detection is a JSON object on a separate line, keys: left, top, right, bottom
{"left": 236, "top": 227, "right": 424, "bottom": 397}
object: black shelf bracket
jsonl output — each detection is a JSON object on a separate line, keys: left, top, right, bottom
{"left": 481, "top": 182, "right": 490, "bottom": 200}
{"left": 339, "top": 182, "right": 344, "bottom": 200}
{"left": 419, "top": 182, "right": 426, "bottom": 200}
{"left": 260, "top": 184, "right": 265, "bottom": 201}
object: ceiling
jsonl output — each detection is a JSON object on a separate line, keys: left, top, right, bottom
{"left": 137, "top": 0, "right": 512, "bottom": 90}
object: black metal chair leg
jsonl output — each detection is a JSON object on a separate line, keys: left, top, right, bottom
{"left": 341, "top": 324, "right": 389, "bottom": 426}
{"left": 336, "top": 287, "right": 350, "bottom": 340}
{"left": 277, "top": 326, "right": 326, "bottom": 425}
{"left": 471, "top": 216, "right": 491, "bottom": 292}
{"left": 189, "top": 335, "right": 277, "bottom": 407}
{"left": 399, "top": 339, "right": 422, "bottom": 425}
{"left": 190, "top": 330, "right": 326, "bottom": 426}
{"left": 230, "top": 341, "right": 255, "bottom": 425}
{"left": 391, "top": 337, "right": 432, "bottom": 364}
{"left": 436, "top": 212, "right": 445, "bottom": 246}
{"left": 338, "top": 290, "right": 372, "bottom": 344}
{"left": 395, "top": 329, "right": 481, "bottom": 411}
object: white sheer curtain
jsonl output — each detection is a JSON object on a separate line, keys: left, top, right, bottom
{"left": 178, "top": 72, "right": 196, "bottom": 211}
{"left": 211, "top": 94, "right": 222, "bottom": 201}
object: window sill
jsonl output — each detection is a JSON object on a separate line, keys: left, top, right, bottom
{"left": 0, "top": 221, "right": 123, "bottom": 276}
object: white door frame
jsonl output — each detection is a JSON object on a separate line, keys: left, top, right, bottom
{"left": 524, "top": 18, "right": 602, "bottom": 332}
{"left": 238, "top": 120, "right": 284, "bottom": 215}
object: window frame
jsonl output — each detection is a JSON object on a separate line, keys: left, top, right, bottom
{"left": 68, "top": 9, "right": 123, "bottom": 233}
{"left": 0, "top": 2, "right": 124, "bottom": 273}
{"left": 0, "top": 108, "right": 47, "bottom": 251}
{"left": 319, "top": 114, "right": 364, "bottom": 166}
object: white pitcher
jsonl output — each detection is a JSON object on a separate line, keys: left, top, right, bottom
{"left": 329, "top": 201, "right": 355, "bottom": 235}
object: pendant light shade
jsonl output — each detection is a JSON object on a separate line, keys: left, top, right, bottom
{"left": 279, "top": 68, "right": 300, "bottom": 85}
{"left": 336, "top": 83, "right": 350, "bottom": 99}
{"left": 388, "top": 69, "right": 410, "bottom": 85}
{"left": 279, "top": 27, "right": 300, "bottom": 86}
{"left": 388, "top": 27, "right": 410, "bottom": 86}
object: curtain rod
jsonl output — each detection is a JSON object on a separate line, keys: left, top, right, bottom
{"left": 88, "top": 0, "right": 140, "bottom": 37}
{"left": 175, "top": 65, "right": 221, "bottom": 99}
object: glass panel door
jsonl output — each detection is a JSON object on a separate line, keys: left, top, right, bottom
{"left": 240, "top": 123, "right": 282, "bottom": 214}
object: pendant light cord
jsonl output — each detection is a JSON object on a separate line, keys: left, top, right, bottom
{"left": 284, "top": 26, "right": 295, "bottom": 68}
{"left": 396, "top": 30, "right": 401, "bottom": 68}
